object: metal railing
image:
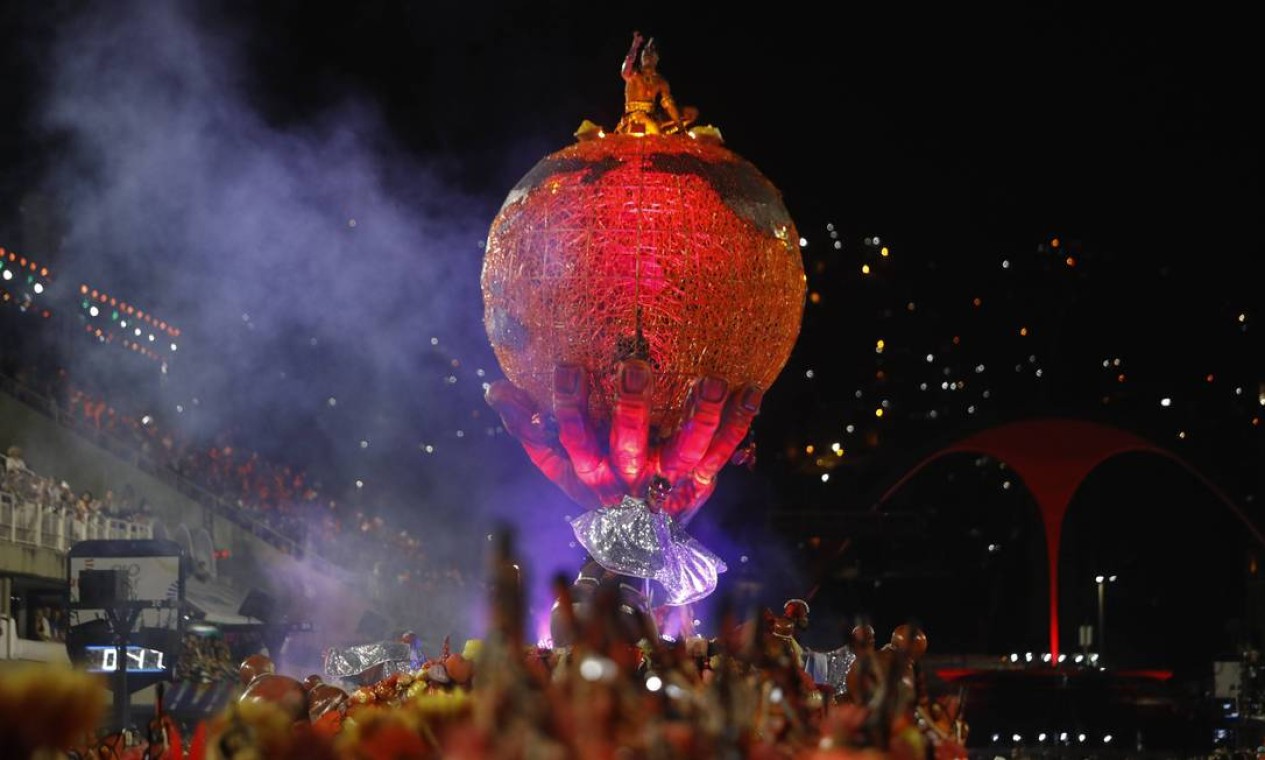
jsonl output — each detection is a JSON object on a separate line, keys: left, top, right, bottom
{"left": 0, "top": 373, "right": 306, "bottom": 557}
{"left": 1, "top": 374, "right": 381, "bottom": 600}
{"left": 0, "top": 491, "right": 153, "bottom": 553}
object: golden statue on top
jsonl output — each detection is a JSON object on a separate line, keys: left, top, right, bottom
{"left": 615, "top": 31, "right": 698, "bottom": 136}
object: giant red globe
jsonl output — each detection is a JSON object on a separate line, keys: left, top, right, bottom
{"left": 482, "top": 133, "right": 805, "bottom": 432}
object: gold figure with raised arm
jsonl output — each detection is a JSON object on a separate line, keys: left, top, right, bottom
{"left": 616, "top": 31, "right": 696, "bottom": 135}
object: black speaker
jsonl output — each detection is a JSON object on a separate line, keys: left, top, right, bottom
{"left": 80, "top": 569, "right": 127, "bottom": 607}
{"left": 237, "top": 589, "right": 276, "bottom": 622}
{"left": 357, "top": 610, "right": 387, "bottom": 640}
{"left": 68, "top": 617, "right": 112, "bottom": 645}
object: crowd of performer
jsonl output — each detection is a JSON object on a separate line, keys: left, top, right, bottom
{"left": 173, "top": 633, "right": 239, "bottom": 685}
{"left": 0, "top": 529, "right": 970, "bottom": 759}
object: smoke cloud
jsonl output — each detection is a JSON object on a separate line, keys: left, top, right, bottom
{"left": 25, "top": 0, "right": 535, "bottom": 639}
{"left": 34, "top": 0, "right": 508, "bottom": 499}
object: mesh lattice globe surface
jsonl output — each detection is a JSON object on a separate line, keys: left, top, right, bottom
{"left": 482, "top": 134, "right": 805, "bottom": 433}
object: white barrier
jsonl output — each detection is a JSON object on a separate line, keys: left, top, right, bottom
{"left": 0, "top": 491, "right": 152, "bottom": 553}
{"left": 0, "top": 613, "right": 71, "bottom": 664}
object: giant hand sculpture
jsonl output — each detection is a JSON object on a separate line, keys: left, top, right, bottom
{"left": 485, "top": 359, "right": 762, "bottom": 523}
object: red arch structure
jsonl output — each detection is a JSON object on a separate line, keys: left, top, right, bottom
{"left": 877, "top": 418, "right": 1262, "bottom": 662}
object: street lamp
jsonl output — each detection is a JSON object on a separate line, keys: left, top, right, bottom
{"left": 1095, "top": 574, "right": 1118, "bottom": 665}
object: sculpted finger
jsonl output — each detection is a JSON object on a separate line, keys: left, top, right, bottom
{"left": 486, "top": 380, "right": 597, "bottom": 508}
{"left": 662, "top": 477, "right": 715, "bottom": 520}
{"left": 553, "top": 364, "right": 624, "bottom": 504}
{"left": 526, "top": 451, "right": 602, "bottom": 510}
{"left": 486, "top": 380, "right": 547, "bottom": 444}
{"left": 693, "top": 383, "right": 763, "bottom": 485}
{"left": 670, "top": 383, "right": 763, "bottom": 522}
{"left": 609, "top": 360, "right": 654, "bottom": 488}
{"left": 659, "top": 376, "right": 728, "bottom": 483}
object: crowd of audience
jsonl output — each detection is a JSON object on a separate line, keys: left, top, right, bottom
{"left": 31, "top": 606, "right": 68, "bottom": 643}
{"left": 3, "top": 362, "right": 472, "bottom": 611}
{"left": 2, "top": 443, "right": 153, "bottom": 530}
{"left": 315, "top": 509, "right": 470, "bottom": 600}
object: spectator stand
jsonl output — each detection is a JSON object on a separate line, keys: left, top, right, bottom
{"left": 3, "top": 366, "right": 479, "bottom": 638}
{"left": 1, "top": 453, "right": 153, "bottom": 553}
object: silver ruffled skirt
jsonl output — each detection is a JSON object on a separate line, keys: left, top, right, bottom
{"left": 570, "top": 495, "right": 727, "bottom": 606}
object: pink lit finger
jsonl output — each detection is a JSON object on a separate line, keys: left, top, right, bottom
{"left": 553, "top": 364, "right": 624, "bottom": 504}
{"left": 663, "top": 477, "right": 715, "bottom": 520}
{"left": 609, "top": 360, "right": 654, "bottom": 488}
{"left": 485, "top": 380, "right": 597, "bottom": 508}
{"left": 485, "top": 380, "right": 548, "bottom": 444}
{"left": 523, "top": 448, "right": 601, "bottom": 509}
{"left": 693, "top": 383, "right": 763, "bottom": 486}
{"left": 659, "top": 376, "right": 728, "bottom": 483}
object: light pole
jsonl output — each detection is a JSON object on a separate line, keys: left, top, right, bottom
{"left": 1095, "top": 574, "right": 1117, "bottom": 665}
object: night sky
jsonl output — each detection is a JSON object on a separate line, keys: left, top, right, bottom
{"left": 1, "top": 2, "right": 1261, "bottom": 663}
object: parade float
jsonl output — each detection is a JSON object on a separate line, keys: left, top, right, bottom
{"left": 481, "top": 30, "right": 804, "bottom": 635}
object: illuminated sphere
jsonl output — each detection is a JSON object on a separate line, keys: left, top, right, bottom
{"left": 238, "top": 653, "right": 275, "bottom": 685}
{"left": 240, "top": 674, "right": 308, "bottom": 721}
{"left": 890, "top": 624, "right": 928, "bottom": 660}
{"left": 851, "top": 623, "right": 876, "bottom": 650}
{"left": 482, "top": 134, "right": 805, "bottom": 431}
